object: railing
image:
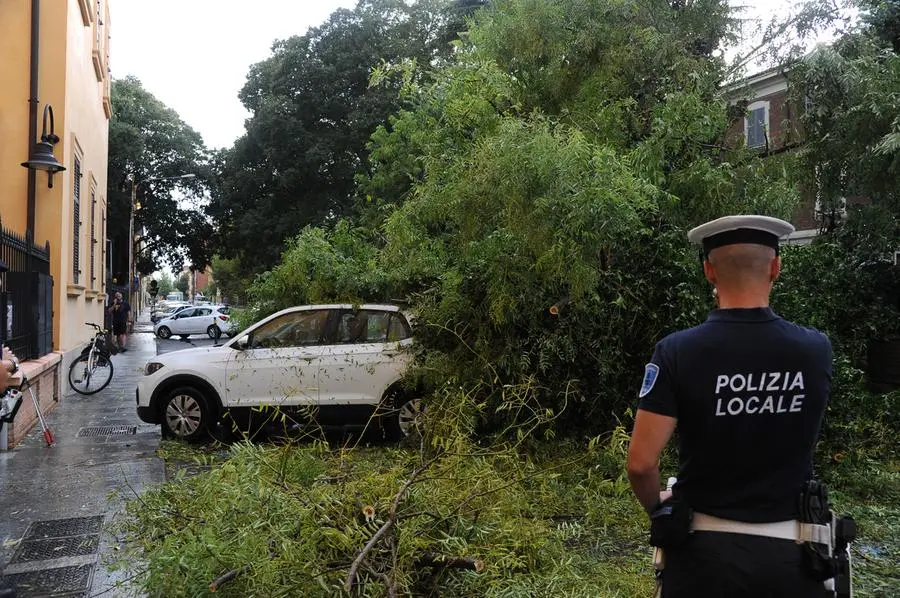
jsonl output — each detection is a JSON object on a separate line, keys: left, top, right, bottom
{"left": 0, "top": 220, "right": 53, "bottom": 360}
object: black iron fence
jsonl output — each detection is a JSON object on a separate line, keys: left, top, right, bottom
{"left": 0, "top": 220, "right": 53, "bottom": 360}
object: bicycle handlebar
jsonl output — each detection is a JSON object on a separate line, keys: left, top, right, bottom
{"left": 85, "top": 322, "right": 104, "bottom": 332}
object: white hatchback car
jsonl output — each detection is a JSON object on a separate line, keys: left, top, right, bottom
{"left": 137, "top": 304, "right": 420, "bottom": 441}
{"left": 154, "top": 305, "right": 232, "bottom": 339}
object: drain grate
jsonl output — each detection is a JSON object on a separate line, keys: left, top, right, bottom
{"left": 76, "top": 425, "right": 136, "bottom": 438}
{"left": 27, "top": 516, "right": 103, "bottom": 539}
{"left": 0, "top": 564, "right": 93, "bottom": 597}
{"left": 10, "top": 535, "right": 100, "bottom": 564}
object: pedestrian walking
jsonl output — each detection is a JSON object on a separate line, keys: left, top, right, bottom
{"left": 627, "top": 215, "right": 838, "bottom": 597}
{"left": 107, "top": 291, "right": 132, "bottom": 352}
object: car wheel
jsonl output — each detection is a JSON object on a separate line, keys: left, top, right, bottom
{"left": 160, "top": 386, "right": 211, "bottom": 442}
{"left": 384, "top": 391, "right": 424, "bottom": 440}
{"left": 207, "top": 325, "right": 222, "bottom": 340}
{"left": 156, "top": 326, "right": 171, "bottom": 339}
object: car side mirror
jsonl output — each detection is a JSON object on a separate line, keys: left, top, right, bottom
{"left": 234, "top": 335, "right": 250, "bottom": 351}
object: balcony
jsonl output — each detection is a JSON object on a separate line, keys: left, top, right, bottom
{"left": 92, "top": 48, "right": 104, "bottom": 82}
{"left": 102, "top": 76, "right": 112, "bottom": 119}
{"left": 77, "top": 0, "right": 92, "bottom": 25}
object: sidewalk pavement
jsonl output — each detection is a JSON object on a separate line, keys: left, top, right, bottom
{"left": 0, "top": 310, "right": 164, "bottom": 597}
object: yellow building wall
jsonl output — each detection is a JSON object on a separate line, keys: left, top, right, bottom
{"left": 0, "top": 0, "right": 110, "bottom": 356}
{"left": 0, "top": 0, "right": 37, "bottom": 231}
{"left": 59, "top": 0, "right": 110, "bottom": 352}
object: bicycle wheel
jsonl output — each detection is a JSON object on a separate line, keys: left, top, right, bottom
{"left": 68, "top": 352, "right": 114, "bottom": 395}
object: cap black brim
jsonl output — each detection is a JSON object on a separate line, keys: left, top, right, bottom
{"left": 702, "top": 228, "right": 780, "bottom": 255}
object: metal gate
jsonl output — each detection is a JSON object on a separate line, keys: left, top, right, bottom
{"left": 1, "top": 220, "right": 53, "bottom": 360}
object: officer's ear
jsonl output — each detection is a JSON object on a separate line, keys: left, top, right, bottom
{"left": 770, "top": 255, "right": 782, "bottom": 282}
{"left": 702, "top": 258, "right": 717, "bottom": 286}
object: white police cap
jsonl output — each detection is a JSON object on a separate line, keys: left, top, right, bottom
{"left": 688, "top": 215, "right": 794, "bottom": 255}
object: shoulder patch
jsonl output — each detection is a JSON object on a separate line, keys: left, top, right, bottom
{"left": 639, "top": 363, "right": 660, "bottom": 398}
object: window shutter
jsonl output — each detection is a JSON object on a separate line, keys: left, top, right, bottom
{"left": 73, "top": 158, "right": 82, "bottom": 284}
{"left": 90, "top": 189, "right": 96, "bottom": 284}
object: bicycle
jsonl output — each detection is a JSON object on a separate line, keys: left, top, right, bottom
{"left": 68, "top": 323, "right": 114, "bottom": 395}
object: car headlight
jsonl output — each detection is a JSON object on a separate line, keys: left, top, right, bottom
{"left": 145, "top": 362, "right": 164, "bottom": 376}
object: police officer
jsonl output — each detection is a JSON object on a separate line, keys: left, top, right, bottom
{"left": 627, "top": 215, "right": 833, "bottom": 597}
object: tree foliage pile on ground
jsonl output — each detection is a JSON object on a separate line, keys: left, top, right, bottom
{"left": 114, "top": 437, "right": 900, "bottom": 597}
{"left": 114, "top": 436, "right": 653, "bottom": 597}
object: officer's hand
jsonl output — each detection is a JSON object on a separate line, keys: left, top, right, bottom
{"left": 659, "top": 490, "right": 673, "bottom": 504}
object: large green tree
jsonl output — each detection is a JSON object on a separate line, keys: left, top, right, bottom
{"left": 247, "top": 0, "right": 802, "bottom": 434}
{"left": 209, "top": 0, "right": 461, "bottom": 271}
{"left": 108, "top": 77, "right": 214, "bottom": 279}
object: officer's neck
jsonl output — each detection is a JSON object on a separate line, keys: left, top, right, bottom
{"left": 715, "top": 288, "right": 771, "bottom": 309}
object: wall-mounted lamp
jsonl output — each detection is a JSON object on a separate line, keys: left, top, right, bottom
{"left": 21, "top": 104, "right": 66, "bottom": 188}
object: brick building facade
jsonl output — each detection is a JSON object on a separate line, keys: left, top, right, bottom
{"left": 723, "top": 65, "right": 869, "bottom": 244}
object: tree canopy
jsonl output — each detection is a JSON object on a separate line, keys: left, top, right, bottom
{"left": 107, "top": 76, "right": 214, "bottom": 276}
{"left": 242, "top": 0, "right": 803, "bottom": 434}
{"left": 790, "top": 0, "right": 900, "bottom": 215}
{"left": 209, "top": 0, "right": 463, "bottom": 271}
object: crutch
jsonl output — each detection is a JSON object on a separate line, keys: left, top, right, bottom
{"left": 23, "top": 375, "right": 55, "bottom": 447}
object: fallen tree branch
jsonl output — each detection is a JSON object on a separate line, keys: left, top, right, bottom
{"left": 344, "top": 518, "right": 396, "bottom": 592}
{"left": 209, "top": 564, "right": 251, "bottom": 592}
{"left": 344, "top": 453, "right": 444, "bottom": 592}
{"left": 417, "top": 552, "right": 485, "bottom": 572}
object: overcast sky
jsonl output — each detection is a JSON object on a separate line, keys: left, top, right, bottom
{"left": 110, "top": 0, "right": 357, "bottom": 150}
{"left": 110, "top": 0, "right": 839, "bottom": 152}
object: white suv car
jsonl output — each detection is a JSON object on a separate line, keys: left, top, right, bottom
{"left": 136, "top": 304, "right": 420, "bottom": 441}
{"left": 154, "top": 305, "right": 232, "bottom": 339}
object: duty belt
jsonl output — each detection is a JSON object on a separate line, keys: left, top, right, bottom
{"left": 691, "top": 512, "right": 832, "bottom": 551}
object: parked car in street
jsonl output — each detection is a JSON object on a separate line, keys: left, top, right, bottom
{"left": 151, "top": 303, "right": 192, "bottom": 324}
{"left": 154, "top": 305, "right": 232, "bottom": 339}
{"left": 136, "top": 304, "right": 420, "bottom": 441}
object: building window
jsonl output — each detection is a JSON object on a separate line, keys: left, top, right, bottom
{"left": 90, "top": 188, "right": 97, "bottom": 285}
{"left": 73, "top": 157, "right": 82, "bottom": 284}
{"left": 744, "top": 101, "right": 769, "bottom": 149}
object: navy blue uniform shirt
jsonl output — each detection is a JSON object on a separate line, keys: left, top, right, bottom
{"left": 638, "top": 307, "right": 832, "bottom": 523}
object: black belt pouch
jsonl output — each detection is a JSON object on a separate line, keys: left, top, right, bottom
{"left": 650, "top": 497, "right": 693, "bottom": 548}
